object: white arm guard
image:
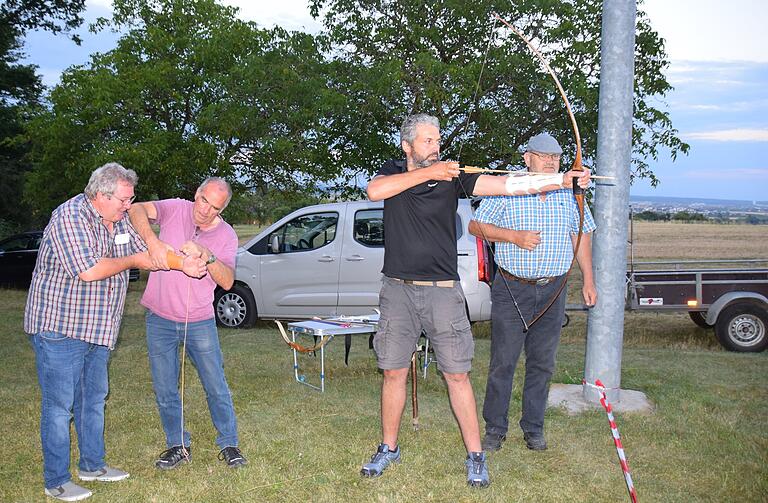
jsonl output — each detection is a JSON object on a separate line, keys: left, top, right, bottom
{"left": 505, "top": 173, "right": 565, "bottom": 195}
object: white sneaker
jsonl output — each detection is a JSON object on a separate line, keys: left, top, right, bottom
{"left": 44, "top": 481, "right": 92, "bottom": 501}
{"left": 77, "top": 465, "right": 130, "bottom": 482}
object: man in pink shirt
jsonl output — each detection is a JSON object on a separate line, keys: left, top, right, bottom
{"left": 128, "top": 177, "right": 247, "bottom": 470}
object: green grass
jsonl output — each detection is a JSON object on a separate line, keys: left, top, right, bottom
{"left": 1, "top": 282, "right": 766, "bottom": 502}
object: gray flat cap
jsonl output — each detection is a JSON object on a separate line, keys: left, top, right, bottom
{"left": 526, "top": 133, "right": 563, "bottom": 154}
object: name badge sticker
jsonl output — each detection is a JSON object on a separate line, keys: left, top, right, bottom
{"left": 115, "top": 233, "right": 130, "bottom": 245}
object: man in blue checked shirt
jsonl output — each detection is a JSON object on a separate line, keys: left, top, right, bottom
{"left": 24, "top": 163, "right": 205, "bottom": 502}
{"left": 469, "top": 133, "right": 597, "bottom": 453}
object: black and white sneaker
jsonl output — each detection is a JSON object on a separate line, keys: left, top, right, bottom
{"left": 218, "top": 446, "right": 247, "bottom": 468}
{"left": 155, "top": 445, "right": 191, "bottom": 470}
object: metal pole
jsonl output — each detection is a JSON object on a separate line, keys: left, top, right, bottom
{"left": 584, "top": 0, "right": 637, "bottom": 403}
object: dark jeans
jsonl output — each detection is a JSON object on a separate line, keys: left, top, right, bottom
{"left": 482, "top": 271, "right": 566, "bottom": 437}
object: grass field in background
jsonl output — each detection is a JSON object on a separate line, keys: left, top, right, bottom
{"left": 0, "top": 222, "right": 766, "bottom": 502}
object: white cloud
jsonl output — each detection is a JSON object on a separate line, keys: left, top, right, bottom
{"left": 681, "top": 168, "right": 767, "bottom": 178}
{"left": 87, "top": 0, "right": 113, "bottom": 8}
{"left": 713, "top": 79, "right": 749, "bottom": 86}
{"left": 85, "top": 0, "right": 324, "bottom": 33}
{"left": 642, "top": 0, "right": 768, "bottom": 63}
{"left": 684, "top": 129, "right": 768, "bottom": 141}
{"left": 687, "top": 104, "right": 722, "bottom": 111}
{"left": 221, "top": 0, "right": 323, "bottom": 32}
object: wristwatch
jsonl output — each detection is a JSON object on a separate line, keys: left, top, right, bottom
{"left": 206, "top": 254, "right": 217, "bottom": 265}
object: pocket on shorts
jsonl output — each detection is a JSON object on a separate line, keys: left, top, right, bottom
{"left": 450, "top": 317, "right": 474, "bottom": 368}
{"left": 372, "top": 318, "right": 390, "bottom": 360}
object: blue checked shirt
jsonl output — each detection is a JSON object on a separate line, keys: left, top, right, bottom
{"left": 474, "top": 189, "right": 596, "bottom": 278}
{"left": 24, "top": 194, "right": 147, "bottom": 349}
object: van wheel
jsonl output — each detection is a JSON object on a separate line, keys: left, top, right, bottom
{"left": 714, "top": 301, "right": 767, "bottom": 352}
{"left": 688, "top": 311, "right": 713, "bottom": 329}
{"left": 214, "top": 283, "right": 257, "bottom": 328}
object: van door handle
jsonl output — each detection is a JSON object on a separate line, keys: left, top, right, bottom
{"left": 345, "top": 255, "right": 365, "bottom": 261}
{"left": 318, "top": 255, "right": 335, "bottom": 262}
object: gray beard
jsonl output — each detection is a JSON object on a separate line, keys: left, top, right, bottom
{"left": 415, "top": 155, "right": 439, "bottom": 168}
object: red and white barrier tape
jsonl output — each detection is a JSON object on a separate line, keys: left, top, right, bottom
{"left": 584, "top": 379, "right": 638, "bottom": 503}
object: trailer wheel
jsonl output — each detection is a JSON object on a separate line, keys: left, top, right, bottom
{"left": 688, "top": 311, "right": 713, "bottom": 329}
{"left": 714, "top": 301, "right": 768, "bottom": 352}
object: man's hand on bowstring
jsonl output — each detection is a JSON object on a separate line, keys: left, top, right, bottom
{"left": 424, "top": 161, "right": 460, "bottom": 181}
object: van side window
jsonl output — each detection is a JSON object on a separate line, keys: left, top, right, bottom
{"left": 269, "top": 212, "right": 338, "bottom": 253}
{"left": 354, "top": 209, "right": 384, "bottom": 247}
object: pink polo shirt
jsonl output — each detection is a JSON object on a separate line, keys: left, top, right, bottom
{"left": 140, "top": 198, "right": 238, "bottom": 323}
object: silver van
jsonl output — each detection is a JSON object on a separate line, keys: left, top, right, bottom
{"left": 214, "top": 199, "right": 492, "bottom": 328}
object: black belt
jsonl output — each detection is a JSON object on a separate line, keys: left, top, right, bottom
{"left": 499, "top": 268, "right": 556, "bottom": 286}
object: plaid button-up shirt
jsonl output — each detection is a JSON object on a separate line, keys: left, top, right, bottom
{"left": 474, "top": 189, "right": 596, "bottom": 278}
{"left": 24, "top": 194, "right": 147, "bottom": 349}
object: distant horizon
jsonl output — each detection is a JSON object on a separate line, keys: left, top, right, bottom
{"left": 630, "top": 194, "right": 768, "bottom": 204}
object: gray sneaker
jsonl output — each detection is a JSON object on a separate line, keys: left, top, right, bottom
{"left": 44, "top": 481, "right": 92, "bottom": 501}
{"left": 78, "top": 466, "right": 130, "bottom": 482}
{"left": 465, "top": 451, "right": 490, "bottom": 488}
{"left": 360, "top": 443, "right": 401, "bottom": 478}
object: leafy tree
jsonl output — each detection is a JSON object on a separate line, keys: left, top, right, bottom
{"left": 26, "top": 0, "right": 340, "bottom": 218}
{"left": 0, "top": 0, "right": 87, "bottom": 231}
{"left": 309, "top": 0, "right": 688, "bottom": 185}
{"left": 226, "top": 189, "right": 327, "bottom": 226}
{"left": 634, "top": 210, "right": 669, "bottom": 221}
{"left": 1, "top": 0, "right": 86, "bottom": 43}
{"left": 672, "top": 211, "right": 707, "bottom": 222}
{"left": 24, "top": 0, "right": 689, "bottom": 221}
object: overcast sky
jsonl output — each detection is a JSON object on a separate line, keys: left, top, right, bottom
{"left": 20, "top": 0, "right": 768, "bottom": 202}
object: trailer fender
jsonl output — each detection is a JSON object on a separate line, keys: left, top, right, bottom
{"left": 706, "top": 292, "right": 768, "bottom": 325}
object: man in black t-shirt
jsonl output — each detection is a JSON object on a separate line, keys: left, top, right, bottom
{"left": 359, "top": 114, "right": 589, "bottom": 488}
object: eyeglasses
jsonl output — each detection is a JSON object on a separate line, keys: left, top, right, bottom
{"left": 108, "top": 194, "right": 136, "bottom": 205}
{"left": 529, "top": 152, "right": 561, "bottom": 162}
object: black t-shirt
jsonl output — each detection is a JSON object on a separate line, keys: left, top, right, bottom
{"left": 377, "top": 159, "right": 480, "bottom": 281}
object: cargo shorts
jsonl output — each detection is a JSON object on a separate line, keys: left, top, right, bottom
{"left": 373, "top": 276, "right": 474, "bottom": 373}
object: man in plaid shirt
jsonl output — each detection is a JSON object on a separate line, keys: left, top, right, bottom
{"left": 24, "top": 163, "right": 205, "bottom": 502}
{"left": 469, "top": 133, "right": 597, "bottom": 454}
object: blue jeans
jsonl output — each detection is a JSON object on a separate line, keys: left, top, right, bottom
{"left": 482, "top": 272, "right": 566, "bottom": 437}
{"left": 30, "top": 332, "right": 111, "bottom": 489}
{"left": 145, "top": 311, "right": 238, "bottom": 449}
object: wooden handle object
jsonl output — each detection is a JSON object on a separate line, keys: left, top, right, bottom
{"left": 166, "top": 251, "right": 183, "bottom": 270}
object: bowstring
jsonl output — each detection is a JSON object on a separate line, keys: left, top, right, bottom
{"left": 179, "top": 277, "right": 191, "bottom": 460}
{"left": 178, "top": 227, "right": 199, "bottom": 461}
{"left": 493, "top": 12, "right": 587, "bottom": 329}
{"left": 454, "top": 13, "right": 529, "bottom": 331}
